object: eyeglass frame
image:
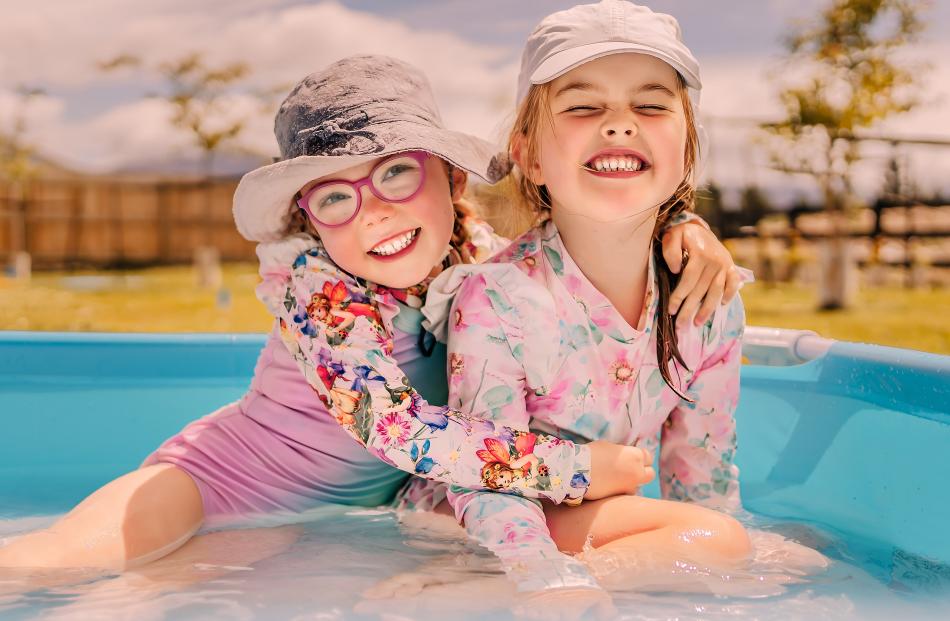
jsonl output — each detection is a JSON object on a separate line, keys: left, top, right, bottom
{"left": 296, "top": 151, "right": 431, "bottom": 228}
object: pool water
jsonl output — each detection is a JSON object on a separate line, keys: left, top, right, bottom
{"left": 1, "top": 331, "right": 948, "bottom": 620}
{"left": 1, "top": 508, "right": 947, "bottom": 621}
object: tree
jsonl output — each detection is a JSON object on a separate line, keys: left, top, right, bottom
{"left": 1, "top": 86, "right": 45, "bottom": 271}
{"left": 101, "top": 52, "right": 254, "bottom": 248}
{"left": 765, "top": 0, "right": 927, "bottom": 309}
{"left": 0, "top": 86, "right": 44, "bottom": 184}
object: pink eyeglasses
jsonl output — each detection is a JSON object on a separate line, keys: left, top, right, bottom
{"left": 297, "top": 151, "right": 430, "bottom": 227}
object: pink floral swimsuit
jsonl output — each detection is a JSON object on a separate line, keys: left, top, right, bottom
{"left": 398, "top": 218, "right": 750, "bottom": 592}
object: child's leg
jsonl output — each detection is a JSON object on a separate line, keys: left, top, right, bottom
{"left": 545, "top": 495, "right": 751, "bottom": 565}
{"left": 0, "top": 464, "right": 203, "bottom": 570}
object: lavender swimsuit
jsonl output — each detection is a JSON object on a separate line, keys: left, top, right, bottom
{"left": 143, "top": 220, "right": 590, "bottom": 523}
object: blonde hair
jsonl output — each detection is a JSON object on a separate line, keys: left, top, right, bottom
{"left": 507, "top": 72, "right": 700, "bottom": 398}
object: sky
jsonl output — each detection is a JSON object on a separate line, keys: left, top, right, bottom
{"left": 1, "top": 0, "right": 948, "bottom": 203}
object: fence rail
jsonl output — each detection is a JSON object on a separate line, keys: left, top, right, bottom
{"left": 0, "top": 178, "right": 257, "bottom": 269}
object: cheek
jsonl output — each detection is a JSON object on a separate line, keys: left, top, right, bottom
{"left": 415, "top": 196, "right": 455, "bottom": 245}
{"left": 655, "top": 122, "right": 687, "bottom": 178}
{"left": 314, "top": 228, "right": 364, "bottom": 270}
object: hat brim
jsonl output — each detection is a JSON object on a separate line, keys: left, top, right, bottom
{"left": 233, "top": 126, "right": 505, "bottom": 242}
{"left": 530, "top": 41, "right": 701, "bottom": 91}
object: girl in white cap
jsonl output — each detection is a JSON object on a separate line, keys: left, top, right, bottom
{"left": 391, "top": 0, "right": 756, "bottom": 614}
{"left": 0, "top": 53, "right": 740, "bottom": 580}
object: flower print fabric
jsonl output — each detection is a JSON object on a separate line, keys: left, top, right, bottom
{"left": 415, "top": 218, "right": 750, "bottom": 592}
{"left": 254, "top": 219, "right": 592, "bottom": 505}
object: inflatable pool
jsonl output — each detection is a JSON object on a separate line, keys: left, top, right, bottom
{"left": 1, "top": 328, "right": 948, "bottom": 620}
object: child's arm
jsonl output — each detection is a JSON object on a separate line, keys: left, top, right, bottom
{"left": 255, "top": 238, "right": 588, "bottom": 504}
{"left": 659, "top": 295, "right": 746, "bottom": 512}
{"left": 441, "top": 272, "right": 603, "bottom": 595}
{"left": 449, "top": 490, "right": 601, "bottom": 593}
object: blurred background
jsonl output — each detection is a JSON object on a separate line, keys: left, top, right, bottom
{"left": 1, "top": 0, "right": 947, "bottom": 353}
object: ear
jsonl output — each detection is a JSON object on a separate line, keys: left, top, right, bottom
{"left": 450, "top": 166, "right": 468, "bottom": 202}
{"left": 510, "top": 134, "right": 544, "bottom": 186}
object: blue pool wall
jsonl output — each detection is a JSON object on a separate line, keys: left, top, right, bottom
{"left": 0, "top": 331, "right": 947, "bottom": 565}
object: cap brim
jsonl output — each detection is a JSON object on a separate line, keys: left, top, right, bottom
{"left": 530, "top": 41, "right": 701, "bottom": 90}
{"left": 233, "top": 126, "right": 506, "bottom": 243}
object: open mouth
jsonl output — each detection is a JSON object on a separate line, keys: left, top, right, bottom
{"left": 582, "top": 153, "right": 651, "bottom": 174}
{"left": 369, "top": 228, "right": 420, "bottom": 258}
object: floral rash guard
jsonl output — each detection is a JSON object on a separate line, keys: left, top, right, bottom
{"left": 254, "top": 220, "right": 594, "bottom": 508}
{"left": 404, "top": 218, "right": 751, "bottom": 592}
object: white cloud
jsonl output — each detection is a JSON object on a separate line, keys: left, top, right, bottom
{"left": 0, "top": 0, "right": 517, "bottom": 172}
{"left": 1, "top": 0, "right": 946, "bottom": 196}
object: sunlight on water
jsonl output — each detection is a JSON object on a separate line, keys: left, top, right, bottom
{"left": 1, "top": 507, "right": 947, "bottom": 621}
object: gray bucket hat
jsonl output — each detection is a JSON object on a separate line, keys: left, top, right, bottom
{"left": 233, "top": 55, "right": 509, "bottom": 242}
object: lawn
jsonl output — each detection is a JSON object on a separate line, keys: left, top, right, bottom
{"left": 1, "top": 266, "right": 947, "bottom": 355}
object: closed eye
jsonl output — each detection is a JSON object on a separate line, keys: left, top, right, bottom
{"left": 564, "top": 105, "right": 599, "bottom": 113}
{"left": 636, "top": 105, "right": 670, "bottom": 113}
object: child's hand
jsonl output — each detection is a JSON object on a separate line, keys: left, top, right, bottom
{"left": 585, "top": 441, "right": 655, "bottom": 501}
{"left": 661, "top": 221, "right": 742, "bottom": 327}
{"left": 512, "top": 586, "right": 616, "bottom": 621}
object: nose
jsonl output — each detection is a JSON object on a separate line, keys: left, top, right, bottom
{"left": 358, "top": 186, "right": 396, "bottom": 227}
{"left": 601, "top": 110, "right": 637, "bottom": 138}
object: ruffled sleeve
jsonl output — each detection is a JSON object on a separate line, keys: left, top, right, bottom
{"left": 423, "top": 263, "right": 563, "bottom": 393}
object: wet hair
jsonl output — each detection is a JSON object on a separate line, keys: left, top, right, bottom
{"left": 506, "top": 72, "right": 700, "bottom": 398}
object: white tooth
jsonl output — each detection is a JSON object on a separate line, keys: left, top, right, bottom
{"left": 374, "top": 230, "right": 417, "bottom": 255}
{"left": 610, "top": 158, "right": 619, "bottom": 170}
{"left": 595, "top": 159, "right": 605, "bottom": 171}
{"left": 625, "top": 157, "right": 633, "bottom": 170}
{"left": 633, "top": 159, "right": 641, "bottom": 171}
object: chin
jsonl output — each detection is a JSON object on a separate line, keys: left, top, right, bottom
{"left": 376, "top": 264, "right": 432, "bottom": 290}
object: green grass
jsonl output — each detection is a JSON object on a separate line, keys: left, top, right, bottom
{"left": 1, "top": 266, "right": 947, "bottom": 354}
{"left": 740, "top": 281, "right": 950, "bottom": 355}
{"left": 0, "top": 264, "right": 272, "bottom": 334}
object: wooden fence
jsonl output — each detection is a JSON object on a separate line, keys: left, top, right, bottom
{"left": 0, "top": 178, "right": 257, "bottom": 269}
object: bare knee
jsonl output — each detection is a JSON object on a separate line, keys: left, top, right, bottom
{"left": 676, "top": 510, "right": 751, "bottom": 564}
{"left": 120, "top": 465, "right": 204, "bottom": 564}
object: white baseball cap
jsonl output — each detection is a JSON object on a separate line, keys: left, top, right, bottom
{"left": 516, "top": 0, "right": 702, "bottom": 105}
{"left": 516, "top": 0, "right": 707, "bottom": 176}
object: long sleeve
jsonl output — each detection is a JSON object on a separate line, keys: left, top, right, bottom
{"left": 448, "top": 489, "right": 599, "bottom": 592}
{"left": 659, "top": 295, "right": 745, "bottom": 511}
{"left": 442, "top": 270, "right": 599, "bottom": 592}
{"left": 254, "top": 235, "right": 590, "bottom": 504}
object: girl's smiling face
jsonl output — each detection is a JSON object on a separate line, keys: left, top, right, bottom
{"left": 299, "top": 154, "right": 462, "bottom": 289}
{"left": 533, "top": 53, "right": 688, "bottom": 223}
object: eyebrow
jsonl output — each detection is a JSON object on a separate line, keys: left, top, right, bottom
{"left": 553, "top": 81, "right": 676, "bottom": 98}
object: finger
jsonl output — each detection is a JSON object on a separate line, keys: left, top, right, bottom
{"left": 676, "top": 266, "right": 715, "bottom": 328}
{"left": 722, "top": 266, "right": 742, "bottom": 303}
{"left": 639, "top": 447, "right": 654, "bottom": 464}
{"left": 662, "top": 227, "right": 684, "bottom": 274}
{"left": 640, "top": 466, "right": 656, "bottom": 484}
{"left": 668, "top": 258, "right": 703, "bottom": 314}
{"left": 695, "top": 272, "right": 726, "bottom": 325}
